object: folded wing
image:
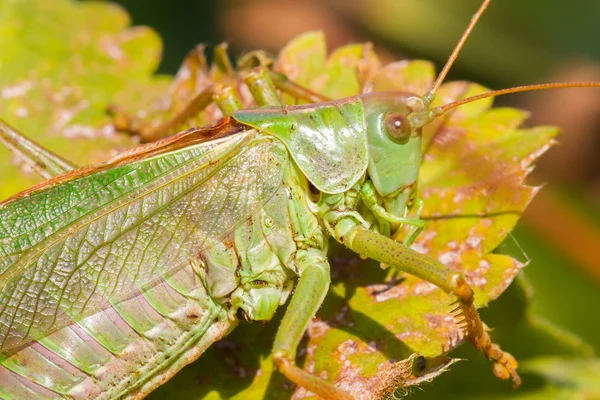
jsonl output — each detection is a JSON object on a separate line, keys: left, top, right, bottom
{"left": 0, "top": 131, "right": 287, "bottom": 351}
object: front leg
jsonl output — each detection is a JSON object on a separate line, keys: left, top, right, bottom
{"left": 398, "top": 198, "right": 425, "bottom": 246}
{"left": 360, "top": 181, "right": 424, "bottom": 246}
{"left": 338, "top": 222, "right": 521, "bottom": 388}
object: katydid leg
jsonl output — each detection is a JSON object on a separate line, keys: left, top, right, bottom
{"left": 0, "top": 120, "right": 75, "bottom": 178}
{"left": 360, "top": 181, "right": 424, "bottom": 246}
{"left": 272, "top": 259, "right": 352, "bottom": 400}
{"left": 109, "top": 86, "right": 219, "bottom": 142}
{"left": 340, "top": 224, "right": 521, "bottom": 387}
{"left": 213, "top": 86, "right": 243, "bottom": 116}
{"left": 400, "top": 199, "right": 425, "bottom": 246}
{"left": 244, "top": 69, "right": 283, "bottom": 107}
{"left": 269, "top": 70, "right": 330, "bottom": 103}
{"left": 154, "top": 84, "right": 246, "bottom": 131}
{"left": 213, "top": 43, "right": 235, "bottom": 77}
{"left": 245, "top": 67, "right": 330, "bottom": 105}
{"left": 108, "top": 82, "right": 248, "bottom": 142}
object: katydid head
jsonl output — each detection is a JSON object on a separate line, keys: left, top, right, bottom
{"left": 357, "top": 0, "right": 493, "bottom": 220}
{"left": 361, "top": 92, "right": 427, "bottom": 217}
{"left": 359, "top": 0, "right": 600, "bottom": 225}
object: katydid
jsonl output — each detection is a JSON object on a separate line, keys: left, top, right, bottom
{"left": 2, "top": 0, "right": 600, "bottom": 399}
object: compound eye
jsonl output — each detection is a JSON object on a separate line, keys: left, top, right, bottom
{"left": 384, "top": 112, "right": 412, "bottom": 144}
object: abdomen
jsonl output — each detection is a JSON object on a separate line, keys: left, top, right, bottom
{"left": 0, "top": 261, "right": 235, "bottom": 400}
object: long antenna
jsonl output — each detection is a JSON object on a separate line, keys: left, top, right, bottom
{"left": 426, "top": 0, "right": 492, "bottom": 100}
{"left": 432, "top": 82, "right": 600, "bottom": 116}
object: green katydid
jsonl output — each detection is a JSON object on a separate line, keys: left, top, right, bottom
{"left": 2, "top": 0, "right": 600, "bottom": 398}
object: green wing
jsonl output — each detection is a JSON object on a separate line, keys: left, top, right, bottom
{"left": 0, "top": 131, "right": 287, "bottom": 352}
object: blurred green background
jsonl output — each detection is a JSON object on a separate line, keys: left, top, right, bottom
{"left": 83, "top": 0, "right": 600, "bottom": 396}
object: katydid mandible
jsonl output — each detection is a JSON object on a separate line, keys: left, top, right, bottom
{"left": 2, "top": 0, "right": 600, "bottom": 398}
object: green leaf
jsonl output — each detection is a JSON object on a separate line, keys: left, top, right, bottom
{"left": 0, "top": 0, "right": 173, "bottom": 200}
{"left": 274, "top": 31, "right": 380, "bottom": 99}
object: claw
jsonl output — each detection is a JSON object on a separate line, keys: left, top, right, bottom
{"left": 492, "top": 348, "right": 521, "bottom": 388}
{"left": 458, "top": 302, "right": 522, "bottom": 388}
